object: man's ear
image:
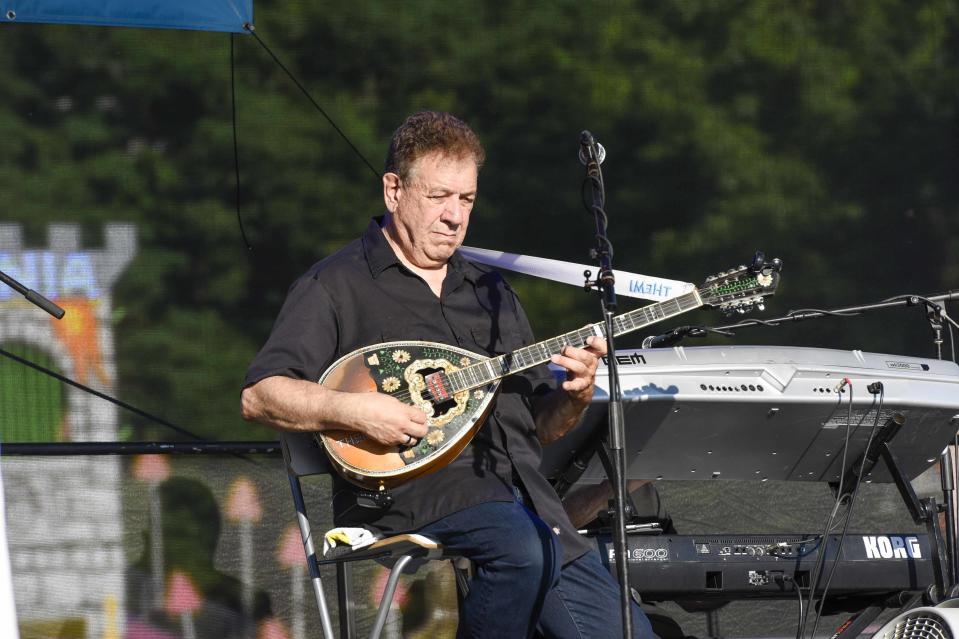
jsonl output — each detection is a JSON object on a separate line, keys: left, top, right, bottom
{"left": 382, "top": 172, "right": 401, "bottom": 212}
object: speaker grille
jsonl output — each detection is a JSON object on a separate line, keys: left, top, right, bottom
{"left": 883, "top": 613, "right": 951, "bottom": 639}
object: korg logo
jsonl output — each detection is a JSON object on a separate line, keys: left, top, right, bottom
{"left": 862, "top": 535, "right": 921, "bottom": 559}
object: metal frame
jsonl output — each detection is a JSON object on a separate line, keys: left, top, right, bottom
{"left": 280, "top": 432, "right": 464, "bottom": 639}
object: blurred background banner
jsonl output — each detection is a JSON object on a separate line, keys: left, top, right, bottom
{"left": 0, "top": 1, "right": 957, "bottom": 637}
{"left": 0, "top": 461, "right": 20, "bottom": 639}
{"left": 0, "top": 0, "right": 253, "bottom": 32}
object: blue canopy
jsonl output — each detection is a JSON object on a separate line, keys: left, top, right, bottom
{"left": 1, "top": 0, "right": 252, "bottom": 33}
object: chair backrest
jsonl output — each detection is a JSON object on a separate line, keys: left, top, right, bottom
{"left": 279, "top": 431, "right": 333, "bottom": 478}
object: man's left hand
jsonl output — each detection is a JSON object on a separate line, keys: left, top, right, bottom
{"left": 550, "top": 336, "right": 608, "bottom": 406}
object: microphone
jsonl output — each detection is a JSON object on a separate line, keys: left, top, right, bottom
{"left": 641, "top": 327, "right": 692, "bottom": 349}
{"left": 578, "top": 130, "right": 606, "bottom": 166}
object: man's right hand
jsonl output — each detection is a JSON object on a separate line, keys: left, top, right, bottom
{"left": 340, "top": 391, "right": 429, "bottom": 446}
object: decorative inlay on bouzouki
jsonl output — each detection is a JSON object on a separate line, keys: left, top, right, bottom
{"left": 318, "top": 257, "right": 782, "bottom": 488}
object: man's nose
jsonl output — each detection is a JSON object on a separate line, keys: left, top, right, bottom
{"left": 441, "top": 197, "right": 467, "bottom": 224}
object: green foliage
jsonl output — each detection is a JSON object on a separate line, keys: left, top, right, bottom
{"left": 0, "top": 342, "right": 63, "bottom": 442}
{"left": 0, "top": 0, "right": 956, "bottom": 440}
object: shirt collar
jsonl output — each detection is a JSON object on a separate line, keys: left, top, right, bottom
{"left": 362, "top": 215, "right": 480, "bottom": 283}
{"left": 450, "top": 249, "right": 480, "bottom": 284}
{"left": 362, "top": 216, "right": 401, "bottom": 277}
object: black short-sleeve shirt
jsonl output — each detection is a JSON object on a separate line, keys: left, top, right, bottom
{"left": 245, "top": 217, "right": 591, "bottom": 564}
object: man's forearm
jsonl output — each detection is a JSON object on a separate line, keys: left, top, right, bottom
{"left": 241, "top": 376, "right": 344, "bottom": 432}
{"left": 563, "top": 479, "right": 652, "bottom": 529}
{"left": 241, "top": 375, "right": 429, "bottom": 446}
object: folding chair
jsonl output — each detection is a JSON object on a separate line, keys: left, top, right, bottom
{"left": 280, "top": 431, "right": 468, "bottom": 639}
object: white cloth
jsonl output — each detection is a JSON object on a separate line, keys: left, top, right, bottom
{"left": 458, "top": 246, "right": 694, "bottom": 302}
{"left": 322, "top": 527, "right": 378, "bottom": 556}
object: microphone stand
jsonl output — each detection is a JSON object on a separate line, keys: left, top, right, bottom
{"left": 697, "top": 290, "right": 959, "bottom": 360}
{"left": 579, "top": 130, "right": 633, "bottom": 638}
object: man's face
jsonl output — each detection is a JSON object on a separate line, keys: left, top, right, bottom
{"left": 384, "top": 151, "right": 478, "bottom": 269}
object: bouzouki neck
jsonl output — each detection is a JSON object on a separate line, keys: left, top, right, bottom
{"left": 446, "top": 289, "right": 704, "bottom": 393}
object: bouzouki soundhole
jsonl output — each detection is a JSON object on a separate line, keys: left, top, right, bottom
{"left": 403, "top": 358, "right": 469, "bottom": 427}
{"left": 412, "top": 366, "right": 459, "bottom": 419}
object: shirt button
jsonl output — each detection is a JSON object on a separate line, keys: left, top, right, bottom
{"left": 553, "top": 527, "right": 561, "bottom": 536}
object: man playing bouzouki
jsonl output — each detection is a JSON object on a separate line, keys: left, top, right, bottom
{"left": 241, "top": 111, "right": 657, "bottom": 638}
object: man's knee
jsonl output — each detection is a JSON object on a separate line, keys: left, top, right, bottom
{"left": 486, "top": 511, "right": 558, "bottom": 580}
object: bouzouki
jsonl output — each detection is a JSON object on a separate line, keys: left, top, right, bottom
{"left": 318, "top": 257, "right": 782, "bottom": 489}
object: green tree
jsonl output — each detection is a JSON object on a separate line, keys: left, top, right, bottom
{"left": 0, "top": 0, "right": 956, "bottom": 441}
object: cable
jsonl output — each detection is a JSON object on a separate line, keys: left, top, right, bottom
{"left": 230, "top": 32, "right": 252, "bottom": 251}
{"left": 685, "top": 326, "right": 737, "bottom": 339}
{"left": 809, "top": 386, "right": 886, "bottom": 639}
{"left": 0, "top": 347, "right": 273, "bottom": 471}
{"left": 244, "top": 25, "right": 381, "bottom": 181}
{"left": 771, "top": 386, "right": 855, "bottom": 576}
{"left": 1, "top": 347, "right": 201, "bottom": 442}
{"left": 805, "top": 395, "right": 879, "bottom": 635}
{"left": 708, "top": 317, "right": 785, "bottom": 332}
{"left": 786, "top": 308, "right": 861, "bottom": 319}
{"left": 788, "top": 576, "right": 805, "bottom": 639}
{"left": 825, "top": 498, "right": 852, "bottom": 535}
{"left": 831, "top": 379, "right": 855, "bottom": 503}
{"left": 949, "top": 321, "right": 956, "bottom": 363}
{"left": 580, "top": 176, "right": 606, "bottom": 216}
{"left": 800, "top": 384, "right": 879, "bottom": 639}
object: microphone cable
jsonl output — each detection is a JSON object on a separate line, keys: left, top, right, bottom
{"left": 808, "top": 385, "right": 886, "bottom": 639}
{"left": 230, "top": 32, "right": 252, "bottom": 251}
{"left": 244, "top": 26, "right": 381, "bottom": 181}
{"left": 789, "top": 574, "right": 805, "bottom": 639}
{"left": 799, "top": 383, "right": 880, "bottom": 639}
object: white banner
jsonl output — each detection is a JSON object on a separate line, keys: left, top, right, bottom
{"left": 0, "top": 453, "right": 20, "bottom": 639}
{"left": 458, "top": 246, "right": 695, "bottom": 301}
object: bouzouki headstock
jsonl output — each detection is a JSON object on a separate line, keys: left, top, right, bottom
{"left": 698, "top": 251, "right": 782, "bottom": 315}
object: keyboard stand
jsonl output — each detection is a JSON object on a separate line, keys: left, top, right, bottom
{"left": 833, "top": 412, "right": 951, "bottom": 600}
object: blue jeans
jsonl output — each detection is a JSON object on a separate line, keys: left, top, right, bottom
{"left": 416, "top": 499, "right": 657, "bottom": 639}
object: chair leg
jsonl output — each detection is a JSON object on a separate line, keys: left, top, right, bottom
{"left": 288, "top": 475, "right": 336, "bottom": 639}
{"left": 369, "top": 555, "right": 415, "bottom": 639}
{"left": 337, "top": 562, "right": 356, "bottom": 639}
{"left": 309, "top": 571, "right": 336, "bottom": 639}
{"left": 453, "top": 561, "right": 471, "bottom": 599}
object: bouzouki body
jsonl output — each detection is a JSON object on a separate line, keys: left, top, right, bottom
{"left": 319, "top": 341, "right": 499, "bottom": 488}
